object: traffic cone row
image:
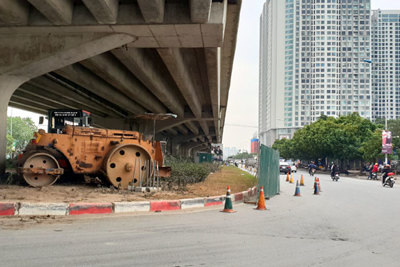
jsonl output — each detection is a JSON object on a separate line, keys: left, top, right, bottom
{"left": 285, "top": 173, "right": 322, "bottom": 196}
{"left": 221, "top": 173, "right": 324, "bottom": 214}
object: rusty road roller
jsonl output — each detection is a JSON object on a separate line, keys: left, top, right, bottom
{"left": 17, "top": 110, "right": 170, "bottom": 189}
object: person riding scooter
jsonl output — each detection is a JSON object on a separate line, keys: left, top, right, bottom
{"left": 308, "top": 162, "right": 317, "bottom": 176}
{"left": 330, "top": 162, "right": 339, "bottom": 178}
{"left": 370, "top": 163, "right": 379, "bottom": 179}
{"left": 382, "top": 164, "right": 392, "bottom": 185}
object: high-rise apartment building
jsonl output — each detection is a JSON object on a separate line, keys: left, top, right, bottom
{"left": 259, "top": 0, "right": 371, "bottom": 146}
{"left": 371, "top": 10, "right": 400, "bottom": 121}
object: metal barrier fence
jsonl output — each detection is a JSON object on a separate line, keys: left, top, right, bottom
{"left": 258, "top": 144, "right": 280, "bottom": 198}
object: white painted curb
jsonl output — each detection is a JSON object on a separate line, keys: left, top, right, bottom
{"left": 180, "top": 198, "right": 205, "bottom": 209}
{"left": 18, "top": 202, "right": 68, "bottom": 216}
{"left": 113, "top": 201, "right": 150, "bottom": 213}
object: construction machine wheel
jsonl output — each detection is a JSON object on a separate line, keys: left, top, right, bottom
{"left": 104, "top": 144, "right": 153, "bottom": 189}
{"left": 20, "top": 152, "right": 61, "bottom": 187}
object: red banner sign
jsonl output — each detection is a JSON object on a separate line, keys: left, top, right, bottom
{"left": 382, "top": 130, "right": 393, "bottom": 154}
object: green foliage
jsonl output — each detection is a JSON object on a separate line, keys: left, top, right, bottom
{"left": 164, "top": 156, "right": 220, "bottom": 190}
{"left": 6, "top": 134, "right": 14, "bottom": 155}
{"left": 7, "top": 116, "right": 37, "bottom": 153}
{"left": 359, "top": 130, "right": 384, "bottom": 162}
{"left": 271, "top": 138, "right": 293, "bottom": 159}
{"left": 272, "top": 113, "right": 378, "bottom": 162}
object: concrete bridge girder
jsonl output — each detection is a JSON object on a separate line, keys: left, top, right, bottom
{"left": 0, "top": 0, "right": 241, "bottom": 176}
{"left": 54, "top": 64, "right": 146, "bottom": 115}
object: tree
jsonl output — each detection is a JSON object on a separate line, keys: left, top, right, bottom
{"left": 288, "top": 113, "right": 377, "bottom": 163}
{"left": 7, "top": 117, "right": 37, "bottom": 153}
{"left": 6, "top": 134, "right": 14, "bottom": 155}
{"left": 359, "top": 129, "right": 384, "bottom": 163}
{"left": 272, "top": 138, "right": 294, "bottom": 159}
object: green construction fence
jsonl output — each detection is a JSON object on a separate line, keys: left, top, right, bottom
{"left": 258, "top": 144, "right": 280, "bottom": 198}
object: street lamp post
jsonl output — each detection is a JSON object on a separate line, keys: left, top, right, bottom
{"left": 364, "top": 59, "right": 388, "bottom": 164}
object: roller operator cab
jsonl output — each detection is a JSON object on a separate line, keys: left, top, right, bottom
{"left": 43, "top": 109, "right": 92, "bottom": 133}
{"left": 18, "top": 109, "right": 171, "bottom": 189}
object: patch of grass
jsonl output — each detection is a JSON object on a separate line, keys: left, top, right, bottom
{"left": 185, "top": 166, "right": 257, "bottom": 196}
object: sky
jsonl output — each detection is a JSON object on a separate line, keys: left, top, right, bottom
{"left": 8, "top": 0, "right": 400, "bottom": 151}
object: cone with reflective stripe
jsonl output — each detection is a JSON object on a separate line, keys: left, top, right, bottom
{"left": 221, "top": 186, "right": 236, "bottom": 213}
{"left": 289, "top": 174, "right": 294, "bottom": 184}
{"left": 286, "top": 173, "right": 289, "bottom": 182}
{"left": 316, "top": 177, "right": 322, "bottom": 192}
{"left": 294, "top": 180, "right": 301, "bottom": 196}
{"left": 300, "top": 175, "right": 305, "bottom": 186}
{"left": 255, "top": 186, "right": 267, "bottom": 210}
{"left": 313, "top": 181, "right": 320, "bottom": 195}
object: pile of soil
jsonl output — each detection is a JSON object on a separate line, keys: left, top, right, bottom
{"left": 0, "top": 166, "right": 257, "bottom": 203}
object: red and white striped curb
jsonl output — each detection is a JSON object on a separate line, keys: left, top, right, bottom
{"left": 0, "top": 186, "right": 257, "bottom": 216}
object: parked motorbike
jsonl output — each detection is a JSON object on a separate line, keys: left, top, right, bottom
{"left": 331, "top": 172, "right": 340, "bottom": 181}
{"left": 383, "top": 172, "right": 395, "bottom": 188}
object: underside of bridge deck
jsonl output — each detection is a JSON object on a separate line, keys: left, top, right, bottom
{"left": 0, "top": 0, "right": 241, "bottom": 175}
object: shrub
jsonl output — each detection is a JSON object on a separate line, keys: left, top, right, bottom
{"left": 163, "top": 156, "right": 220, "bottom": 190}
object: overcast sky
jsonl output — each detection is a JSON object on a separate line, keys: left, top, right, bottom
{"left": 222, "top": 0, "right": 400, "bottom": 151}
{"left": 8, "top": 0, "right": 400, "bottom": 152}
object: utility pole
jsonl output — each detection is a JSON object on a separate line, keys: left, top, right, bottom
{"left": 364, "top": 59, "right": 389, "bottom": 164}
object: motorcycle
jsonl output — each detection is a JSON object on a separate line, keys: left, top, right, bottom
{"left": 370, "top": 172, "right": 378, "bottom": 180}
{"left": 383, "top": 172, "right": 395, "bottom": 188}
{"left": 331, "top": 172, "right": 340, "bottom": 181}
{"left": 309, "top": 168, "right": 316, "bottom": 176}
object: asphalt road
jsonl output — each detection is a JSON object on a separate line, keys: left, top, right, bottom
{"left": 1, "top": 170, "right": 400, "bottom": 267}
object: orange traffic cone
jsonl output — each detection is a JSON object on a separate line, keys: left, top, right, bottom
{"left": 289, "top": 175, "right": 294, "bottom": 184}
{"left": 316, "top": 177, "right": 322, "bottom": 192}
{"left": 300, "top": 175, "right": 305, "bottom": 186}
{"left": 221, "top": 186, "right": 236, "bottom": 213}
{"left": 313, "top": 181, "right": 320, "bottom": 195}
{"left": 294, "top": 180, "right": 301, "bottom": 196}
{"left": 255, "top": 186, "right": 267, "bottom": 210}
{"left": 286, "top": 173, "right": 289, "bottom": 182}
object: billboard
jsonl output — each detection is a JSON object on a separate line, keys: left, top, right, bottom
{"left": 382, "top": 130, "right": 393, "bottom": 154}
{"left": 211, "top": 143, "right": 223, "bottom": 161}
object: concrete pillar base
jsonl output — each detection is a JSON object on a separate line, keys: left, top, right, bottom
{"left": 0, "top": 75, "right": 28, "bottom": 178}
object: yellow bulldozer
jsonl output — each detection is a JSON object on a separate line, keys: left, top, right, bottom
{"left": 17, "top": 109, "right": 170, "bottom": 189}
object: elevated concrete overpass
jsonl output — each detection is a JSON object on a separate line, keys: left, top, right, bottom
{"left": 0, "top": 0, "right": 241, "bottom": 175}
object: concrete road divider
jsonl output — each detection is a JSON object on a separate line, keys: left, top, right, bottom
{"left": 234, "top": 192, "right": 244, "bottom": 202}
{"left": 19, "top": 203, "right": 68, "bottom": 216}
{"left": 113, "top": 201, "right": 150, "bottom": 213}
{"left": 68, "top": 203, "right": 113, "bottom": 215}
{"left": 180, "top": 198, "right": 205, "bottom": 209}
{"left": 0, "top": 202, "right": 16, "bottom": 216}
{"left": 205, "top": 196, "right": 225, "bottom": 207}
{"left": 150, "top": 200, "right": 181, "bottom": 211}
{"left": 0, "top": 187, "right": 257, "bottom": 216}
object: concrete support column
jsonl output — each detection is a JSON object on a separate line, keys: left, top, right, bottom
{"left": 0, "top": 75, "right": 28, "bottom": 177}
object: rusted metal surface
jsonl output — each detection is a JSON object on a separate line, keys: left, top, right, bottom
{"left": 19, "top": 152, "right": 61, "bottom": 187}
{"left": 104, "top": 144, "right": 153, "bottom": 189}
{"left": 18, "top": 167, "right": 64, "bottom": 175}
{"left": 19, "top": 125, "right": 170, "bottom": 189}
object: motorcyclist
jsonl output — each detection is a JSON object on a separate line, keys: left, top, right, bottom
{"left": 330, "top": 162, "right": 338, "bottom": 178}
{"left": 308, "top": 162, "right": 317, "bottom": 176}
{"left": 382, "top": 164, "right": 392, "bottom": 185}
{"left": 371, "top": 163, "right": 378, "bottom": 177}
